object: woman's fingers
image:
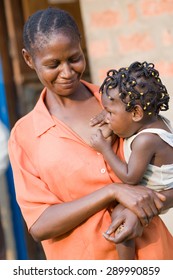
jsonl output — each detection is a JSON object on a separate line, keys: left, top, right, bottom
{"left": 156, "top": 192, "right": 166, "bottom": 201}
{"left": 104, "top": 208, "right": 144, "bottom": 244}
{"left": 105, "top": 217, "right": 123, "bottom": 235}
{"left": 114, "top": 184, "right": 165, "bottom": 222}
{"left": 103, "top": 232, "right": 117, "bottom": 243}
{"left": 90, "top": 110, "right": 107, "bottom": 127}
{"left": 90, "top": 117, "right": 100, "bottom": 126}
{"left": 154, "top": 194, "right": 165, "bottom": 213}
{"left": 136, "top": 192, "right": 164, "bottom": 223}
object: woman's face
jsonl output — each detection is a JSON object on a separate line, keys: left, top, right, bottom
{"left": 24, "top": 32, "right": 86, "bottom": 97}
{"left": 101, "top": 88, "right": 134, "bottom": 138}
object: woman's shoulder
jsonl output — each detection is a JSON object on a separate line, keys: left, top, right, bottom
{"left": 9, "top": 110, "right": 35, "bottom": 145}
{"left": 81, "top": 79, "right": 99, "bottom": 91}
{"left": 81, "top": 80, "right": 100, "bottom": 101}
{"left": 9, "top": 87, "right": 51, "bottom": 144}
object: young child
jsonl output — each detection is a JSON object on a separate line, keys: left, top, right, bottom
{"left": 90, "top": 61, "right": 173, "bottom": 259}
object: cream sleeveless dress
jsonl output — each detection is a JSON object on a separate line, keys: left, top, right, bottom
{"left": 123, "top": 116, "right": 173, "bottom": 235}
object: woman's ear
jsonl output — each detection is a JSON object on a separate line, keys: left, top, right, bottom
{"left": 131, "top": 105, "right": 144, "bottom": 122}
{"left": 22, "top": 49, "right": 34, "bottom": 69}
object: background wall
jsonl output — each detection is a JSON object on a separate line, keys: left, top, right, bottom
{"left": 80, "top": 0, "right": 173, "bottom": 124}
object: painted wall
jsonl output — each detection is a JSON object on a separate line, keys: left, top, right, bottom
{"left": 80, "top": 0, "right": 173, "bottom": 124}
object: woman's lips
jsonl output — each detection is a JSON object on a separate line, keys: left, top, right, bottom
{"left": 56, "top": 79, "right": 76, "bottom": 88}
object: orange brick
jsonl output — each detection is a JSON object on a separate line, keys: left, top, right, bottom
{"left": 155, "top": 61, "right": 173, "bottom": 77}
{"left": 88, "top": 39, "right": 111, "bottom": 58}
{"left": 98, "top": 68, "right": 110, "bottom": 84}
{"left": 91, "top": 10, "right": 121, "bottom": 28}
{"left": 141, "top": 0, "right": 173, "bottom": 16}
{"left": 98, "top": 65, "right": 122, "bottom": 84}
{"left": 162, "top": 30, "right": 173, "bottom": 46}
{"left": 127, "top": 3, "right": 138, "bottom": 22}
{"left": 118, "top": 32, "right": 155, "bottom": 53}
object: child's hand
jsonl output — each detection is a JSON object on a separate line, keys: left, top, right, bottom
{"left": 90, "top": 110, "right": 107, "bottom": 127}
{"left": 90, "top": 129, "right": 110, "bottom": 153}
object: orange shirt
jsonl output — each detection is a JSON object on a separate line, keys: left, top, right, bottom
{"left": 8, "top": 80, "right": 173, "bottom": 259}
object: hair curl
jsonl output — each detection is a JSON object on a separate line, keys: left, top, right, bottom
{"left": 100, "top": 61, "right": 169, "bottom": 115}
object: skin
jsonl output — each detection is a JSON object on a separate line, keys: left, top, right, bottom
{"left": 103, "top": 204, "right": 136, "bottom": 259}
{"left": 22, "top": 32, "right": 165, "bottom": 242}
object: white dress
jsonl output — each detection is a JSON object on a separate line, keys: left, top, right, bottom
{"left": 123, "top": 116, "right": 173, "bottom": 234}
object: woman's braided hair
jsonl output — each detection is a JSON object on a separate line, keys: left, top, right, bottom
{"left": 23, "top": 7, "right": 81, "bottom": 55}
{"left": 100, "top": 61, "right": 170, "bottom": 115}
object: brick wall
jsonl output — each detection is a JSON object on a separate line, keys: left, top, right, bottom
{"left": 80, "top": 0, "right": 173, "bottom": 123}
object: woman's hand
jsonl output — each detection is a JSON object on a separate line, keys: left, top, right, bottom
{"left": 111, "top": 184, "right": 166, "bottom": 226}
{"left": 103, "top": 204, "right": 143, "bottom": 243}
{"left": 90, "top": 110, "right": 117, "bottom": 144}
{"left": 90, "top": 109, "right": 107, "bottom": 127}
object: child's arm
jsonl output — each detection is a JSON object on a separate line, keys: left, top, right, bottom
{"left": 92, "top": 130, "right": 157, "bottom": 185}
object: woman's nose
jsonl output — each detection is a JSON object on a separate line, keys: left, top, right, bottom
{"left": 59, "top": 63, "right": 72, "bottom": 78}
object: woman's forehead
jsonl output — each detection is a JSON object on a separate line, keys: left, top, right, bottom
{"left": 33, "top": 31, "right": 81, "bottom": 57}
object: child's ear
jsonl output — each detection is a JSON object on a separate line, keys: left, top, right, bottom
{"left": 22, "top": 48, "right": 35, "bottom": 69}
{"left": 131, "top": 105, "right": 144, "bottom": 122}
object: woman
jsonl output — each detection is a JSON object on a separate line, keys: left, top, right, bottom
{"left": 8, "top": 7, "right": 173, "bottom": 260}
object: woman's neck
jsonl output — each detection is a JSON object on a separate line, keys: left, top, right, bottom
{"left": 45, "top": 83, "right": 92, "bottom": 111}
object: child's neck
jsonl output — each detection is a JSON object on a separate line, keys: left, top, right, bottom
{"left": 136, "top": 114, "right": 160, "bottom": 133}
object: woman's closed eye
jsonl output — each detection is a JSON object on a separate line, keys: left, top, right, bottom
{"left": 45, "top": 60, "right": 60, "bottom": 69}
{"left": 69, "top": 54, "right": 83, "bottom": 63}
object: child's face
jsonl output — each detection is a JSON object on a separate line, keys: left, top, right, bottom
{"left": 101, "top": 88, "right": 135, "bottom": 138}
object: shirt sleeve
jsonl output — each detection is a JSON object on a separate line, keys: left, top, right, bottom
{"left": 8, "top": 134, "right": 62, "bottom": 230}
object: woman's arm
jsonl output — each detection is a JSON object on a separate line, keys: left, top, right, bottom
{"left": 30, "top": 182, "right": 165, "bottom": 241}
{"left": 104, "top": 187, "right": 173, "bottom": 243}
{"left": 30, "top": 184, "right": 115, "bottom": 241}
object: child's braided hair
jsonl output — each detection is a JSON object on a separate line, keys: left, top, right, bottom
{"left": 99, "top": 61, "right": 169, "bottom": 115}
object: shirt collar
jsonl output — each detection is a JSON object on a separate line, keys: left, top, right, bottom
{"left": 33, "top": 88, "right": 56, "bottom": 137}
{"left": 33, "top": 81, "right": 100, "bottom": 137}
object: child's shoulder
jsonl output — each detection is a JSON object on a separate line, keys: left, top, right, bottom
{"left": 132, "top": 131, "right": 160, "bottom": 147}
{"left": 132, "top": 127, "right": 173, "bottom": 151}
